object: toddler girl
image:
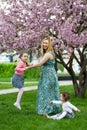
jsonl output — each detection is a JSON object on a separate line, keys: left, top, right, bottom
{"left": 47, "top": 92, "right": 80, "bottom": 120}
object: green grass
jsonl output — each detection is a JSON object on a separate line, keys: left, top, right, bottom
{"left": 0, "top": 78, "right": 11, "bottom": 82}
{"left": 0, "top": 77, "right": 38, "bottom": 82}
{"left": 0, "top": 82, "right": 38, "bottom": 90}
{"left": 0, "top": 77, "right": 38, "bottom": 90}
{"left": 0, "top": 86, "right": 87, "bottom": 130}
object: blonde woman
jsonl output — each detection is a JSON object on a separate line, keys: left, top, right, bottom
{"left": 29, "top": 37, "right": 60, "bottom": 116}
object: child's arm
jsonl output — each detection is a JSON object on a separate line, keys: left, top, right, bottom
{"left": 27, "top": 63, "right": 33, "bottom": 66}
{"left": 68, "top": 102, "right": 80, "bottom": 112}
{"left": 50, "top": 100, "right": 62, "bottom": 105}
{"left": 15, "top": 62, "right": 31, "bottom": 71}
{"left": 77, "top": 109, "right": 80, "bottom": 112}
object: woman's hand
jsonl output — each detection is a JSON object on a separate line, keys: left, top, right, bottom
{"left": 26, "top": 62, "right": 33, "bottom": 66}
{"left": 25, "top": 65, "right": 33, "bottom": 70}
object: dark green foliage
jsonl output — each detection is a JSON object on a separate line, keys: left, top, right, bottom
{"left": 0, "top": 63, "right": 41, "bottom": 80}
{"left": 58, "top": 63, "right": 64, "bottom": 72}
{"left": 24, "top": 67, "right": 41, "bottom": 80}
{"left": 0, "top": 63, "right": 16, "bottom": 77}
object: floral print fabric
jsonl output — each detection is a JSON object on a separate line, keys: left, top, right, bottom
{"left": 36, "top": 55, "right": 60, "bottom": 115}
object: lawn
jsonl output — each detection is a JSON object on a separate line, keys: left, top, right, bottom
{"left": 0, "top": 82, "right": 38, "bottom": 90}
{"left": 0, "top": 78, "right": 38, "bottom": 82}
{"left": 0, "top": 85, "right": 87, "bottom": 130}
{"left": 0, "top": 77, "right": 38, "bottom": 90}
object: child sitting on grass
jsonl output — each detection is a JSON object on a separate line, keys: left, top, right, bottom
{"left": 46, "top": 92, "right": 80, "bottom": 120}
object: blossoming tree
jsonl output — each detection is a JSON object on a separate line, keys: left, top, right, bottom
{"left": 0, "top": 0, "right": 87, "bottom": 97}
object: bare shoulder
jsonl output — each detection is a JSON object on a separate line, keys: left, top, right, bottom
{"left": 45, "top": 52, "right": 54, "bottom": 59}
{"left": 44, "top": 52, "right": 52, "bottom": 58}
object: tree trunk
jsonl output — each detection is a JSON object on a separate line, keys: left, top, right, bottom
{"left": 55, "top": 50, "right": 87, "bottom": 98}
{"left": 67, "top": 63, "right": 87, "bottom": 97}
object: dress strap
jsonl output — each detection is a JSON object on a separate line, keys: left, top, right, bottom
{"left": 48, "top": 51, "right": 55, "bottom": 58}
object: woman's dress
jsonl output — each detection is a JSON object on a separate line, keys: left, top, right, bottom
{"left": 36, "top": 54, "right": 60, "bottom": 115}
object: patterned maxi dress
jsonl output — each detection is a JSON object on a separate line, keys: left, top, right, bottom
{"left": 36, "top": 53, "right": 60, "bottom": 115}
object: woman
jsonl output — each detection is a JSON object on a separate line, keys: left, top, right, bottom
{"left": 29, "top": 37, "right": 60, "bottom": 115}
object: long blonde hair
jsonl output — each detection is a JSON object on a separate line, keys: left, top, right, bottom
{"left": 41, "top": 37, "right": 54, "bottom": 56}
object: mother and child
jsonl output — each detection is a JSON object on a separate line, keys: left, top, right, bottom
{"left": 12, "top": 37, "right": 80, "bottom": 119}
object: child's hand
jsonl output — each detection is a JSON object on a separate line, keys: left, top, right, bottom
{"left": 77, "top": 109, "right": 80, "bottom": 112}
{"left": 50, "top": 101, "right": 53, "bottom": 105}
{"left": 28, "top": 63, "right": 33, "bottom": 66}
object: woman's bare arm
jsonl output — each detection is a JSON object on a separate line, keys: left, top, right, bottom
{"left": 28, "top": 53, "right": 52, "bottom": 69}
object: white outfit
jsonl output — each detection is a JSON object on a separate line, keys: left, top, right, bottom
{"left": 47, "top": 100, "right": 78, "bottom": 120}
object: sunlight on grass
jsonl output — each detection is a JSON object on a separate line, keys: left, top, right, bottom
{"left": 0, "top": 86, "right": 87, "bottom": 130}
{"left": 0, "top": 82, "right": 38, "bottom": 90}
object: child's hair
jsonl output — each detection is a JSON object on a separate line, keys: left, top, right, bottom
{"left": 19, "top": 51, "right": 28, "bottom": 59}
{"left": 19, "top": 51, "right": 29, "bottom": 66}
{"left": 61, "top": 92, "right": 70, "bottom": 101}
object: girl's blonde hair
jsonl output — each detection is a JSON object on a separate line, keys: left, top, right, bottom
{"left": 41, "top": 37, "right": 54, "bottom": 55}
